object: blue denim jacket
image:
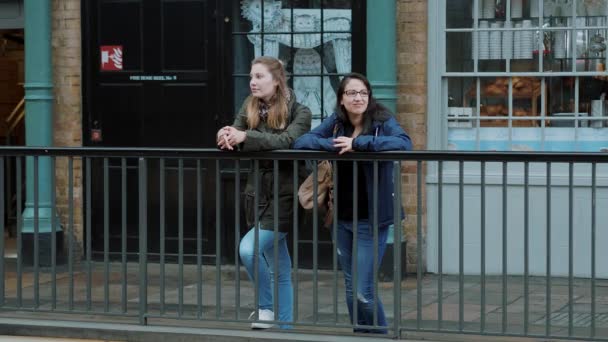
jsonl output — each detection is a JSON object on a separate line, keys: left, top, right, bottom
{"left": 293, "top": 113, "right": 412, "bottom": 228}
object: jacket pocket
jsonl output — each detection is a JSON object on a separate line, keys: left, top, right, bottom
{"left": 243, "top": 192, "right": 269, "bottom": 228}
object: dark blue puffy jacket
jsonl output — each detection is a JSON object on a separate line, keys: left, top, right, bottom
{"left": 293, "top": 113, "right": 412, "bottom": 228}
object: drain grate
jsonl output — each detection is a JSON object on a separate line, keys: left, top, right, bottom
{"left": 535, "top": 312, "right": 608, "bottom": 328}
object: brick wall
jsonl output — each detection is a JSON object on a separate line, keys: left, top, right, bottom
{"left": 52, "top": 0, "right": 83, "bottom": 257}
{"left": 396, "top": 0, "right": 428, "bottom": 273}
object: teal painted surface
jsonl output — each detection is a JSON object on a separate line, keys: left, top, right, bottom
{"left": 366, "top": 0, "right": 397, "bottom": 113}
{"left": 22, "top": 0, "right": 60, "bottom": 233}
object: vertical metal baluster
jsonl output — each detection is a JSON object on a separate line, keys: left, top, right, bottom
{"left": 68, "top": 157, "right": 74, "bottom": 310}
{"left": 393, "top": 161, "right": 402, "bottom": 339}
{"left": 591, "top": 162, "right": 596, "bottom": 339}
{"left": 33, "top": 156, "right": 39, "bottom": 309}
{"left": 373, "top": 161, "right": 379, "bottom": 329}
{"left": 352, "top": 161, "right": 358, "bottom": 330}
{"left": 480, "top": 161, "right": 486, "bottom": 333}
{"left": 86, "top": 157, "right": 92, "bottom": 311}
{"left": 138, "top": 157, "right": 148, "bottom": 325}
{"left": 6, "top": 154, "right": 12, "bottom": 241}
{"left": 51, "top": 156, "right": 56, "bottom": 310}
{"left": 0, "top": 157, "right": 4, "bottom": 307}
{"left": 103, "top": 157, "right": 109, "bottom": 313}
{"left": 417, "top": 160, "right": 423, "bottom": 330}
{"left": 253, "top": 160, "right": 260, "bottom": 321}
{"left": 546, "top": 162, "right": 552, "bottom": 336}
{"left": 332, "top": 160, "right": 339, "bottom": 324}
{"left": 502, "top": 161, "right": 507, "bottom": 334}
{"left": 312, "top": 161, "right": 319, "bottom": 323}
{"left": 524, "top": 162, "right": 529, "bottom": 335}
{"left": 459, "top": 161, "right": 464, "bottom": 332}
{"left": 159, "top": 159, "right": 165, "bottom": 315}
{"left": 234, "top": 160, "right": 240, "bottom": 320}
{"left": 15, "top": 157, "right": 22, "bottom": 307}
{"left": 197, "top": 160, "right": 203, "bottom": 319}
{"left": 178, "top": 159, "right": 184, "bottom": 317}
{"left": 438, "top": 160, "right": 443, "bottom": 330}
{"left": 121, "top": 158, "right": 127, "bottom": 313}
{"left": 216, "top": 159, "right": 222, "bottom": 319}
{"left": 568, "top": 162, "right": 573, "bottom": 337}
{"left": 273, "top": 160, "right": 279, "bottom": 323}
{"left": 120, "top": 157, "right": 128, "bottom": 313}
{"left": 292, "top": 160, "right": 299, "bottom": 323}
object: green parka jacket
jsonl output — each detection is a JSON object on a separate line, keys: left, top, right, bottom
{"left": 232, "top": 90, "right": 312, "bottom": 231}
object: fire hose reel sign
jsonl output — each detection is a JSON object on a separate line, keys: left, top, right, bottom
{"left": 100, "top": 45, "right": 123, "bottom": 71}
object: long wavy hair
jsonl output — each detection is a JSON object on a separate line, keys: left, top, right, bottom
{"left": 245, "top": 56, "right": 289, "bottom": 130}
{"left": 335, "top": 72, "right": 391, "bottom": 134}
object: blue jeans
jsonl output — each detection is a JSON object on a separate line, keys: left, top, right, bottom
{"left": 239, "top": 226, "right": 293, "bottom": 329}
{"left": 336, "top": 220, "right": 389, "bottom": 334}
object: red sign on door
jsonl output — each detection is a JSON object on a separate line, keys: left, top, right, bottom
{"left": 100, "top": 45, "right": 123, "bottom": 71}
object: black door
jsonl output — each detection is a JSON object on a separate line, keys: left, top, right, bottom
{"left": 82, "top": 0, "right": 233, "bottom": 260}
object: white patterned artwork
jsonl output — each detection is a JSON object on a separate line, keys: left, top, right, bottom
{"left": 241, "top": 0, "right": 352, "bottom": 123}
{"left": 293, "top": 49, "right": 337, "bottom": 118}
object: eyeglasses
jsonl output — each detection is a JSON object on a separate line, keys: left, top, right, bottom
{"left": 343, "top": 89, "right": 370, "bottom": 98}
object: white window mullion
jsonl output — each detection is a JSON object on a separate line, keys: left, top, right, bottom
{"left": 575, "top": 76, "right": 580, "bottom": 150}
{"left": 540, "top": 77, "right": 546, "bottom": 150}
{"left": 476, "top": 78, "right": 481, "bottom": 150}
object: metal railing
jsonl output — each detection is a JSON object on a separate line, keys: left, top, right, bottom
{"left": 0, "top": 146, "right": 606, "bottom": 340}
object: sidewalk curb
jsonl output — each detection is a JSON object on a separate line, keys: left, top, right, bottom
{"left": 0, "top": 318, "right": 424, "bottom": 342}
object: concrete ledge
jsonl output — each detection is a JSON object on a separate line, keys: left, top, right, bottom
{"left": 0, "top": 318, "right": 418, "bottom": 342}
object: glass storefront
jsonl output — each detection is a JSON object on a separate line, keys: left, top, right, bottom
{"left": 445, "top": 0, "right": 608, "bottom": 152}
{"left": 232, "top": 0, "right": 355, "bottom": 127}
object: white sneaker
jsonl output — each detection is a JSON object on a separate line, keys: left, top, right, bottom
{"left": 249, "top": 309, "right": 275, "bottom": 329}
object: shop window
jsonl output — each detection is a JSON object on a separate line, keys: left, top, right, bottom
{"left": 444, "top": 0, "right": 608, "bottom": 152}
{"left": 233, "top": 0, "right": 359, "bottom": 127}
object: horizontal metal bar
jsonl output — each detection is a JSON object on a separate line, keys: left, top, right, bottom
{"left": 446, "top": 25, "right": 608, "bottom": 32}
{"left": 0, "top": 147, "right": 606, "bottom": 163}
{"left": 444, "top": 71, "right": 608, "bottom": 77}
{"left": 231, "top": 30, "right": 352, "bottom": 35}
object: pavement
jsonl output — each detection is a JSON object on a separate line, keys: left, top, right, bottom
{"left": 0, "top": 338, "right": 115, "bottom": 342}
{"left": 0, "top": 260, "right": 607, "bottom": 341}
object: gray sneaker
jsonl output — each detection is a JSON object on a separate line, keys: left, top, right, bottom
{"left": 249, "top": 309, "right": 275, "bottom": 329}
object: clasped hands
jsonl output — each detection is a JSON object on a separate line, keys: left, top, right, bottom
{"left": 333, "top": 136, "right": 354, "bottom": 155}
{"left": 217, "top": 127, "right": 353, "bottom": 154}
{"left": 217, "top": 126, "right": 247, "bottom": 150}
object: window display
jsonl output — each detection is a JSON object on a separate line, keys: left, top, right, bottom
{"left": 234, "top": 0, "right": 353, "bottom": 127}
{"left": 445, "top": 0, "right": 608, "bottom": 151}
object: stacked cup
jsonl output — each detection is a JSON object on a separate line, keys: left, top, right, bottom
{"left": 511, "top": 0, "right": 523, "bottom": 18}
{"left": 483, "top": 0, "right": 495, "bottom": 19}
{"left": 479, "top": 20, "right": 490, "bottom": 60}
{"left": 520, "top": 20, "right": 534, "bottom": 59}
{"left": 530, "top": 0, "right": 540, "bottom": 17}
{"left": 553, "top": 23, "right": 566, "bottom": 59}
{"left": 502, "top": 21, "right": 513, "bottom": 60}
{"left": 490, "top": 22, "right": 503, "bottom": 60}
{"left": 514, "top": 23, "right": 523, "bottom": 59}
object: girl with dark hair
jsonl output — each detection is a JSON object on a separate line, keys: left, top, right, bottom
{"left": 293, "top": 72, "right": 412, "bottom": 333}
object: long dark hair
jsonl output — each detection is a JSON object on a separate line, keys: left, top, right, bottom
{"left": 335, "top": 72, "right": 391, "bottom": 134}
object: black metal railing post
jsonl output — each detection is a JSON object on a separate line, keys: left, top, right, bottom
{"left": 138, "top": 157, "right": 148, "bottom": 325}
